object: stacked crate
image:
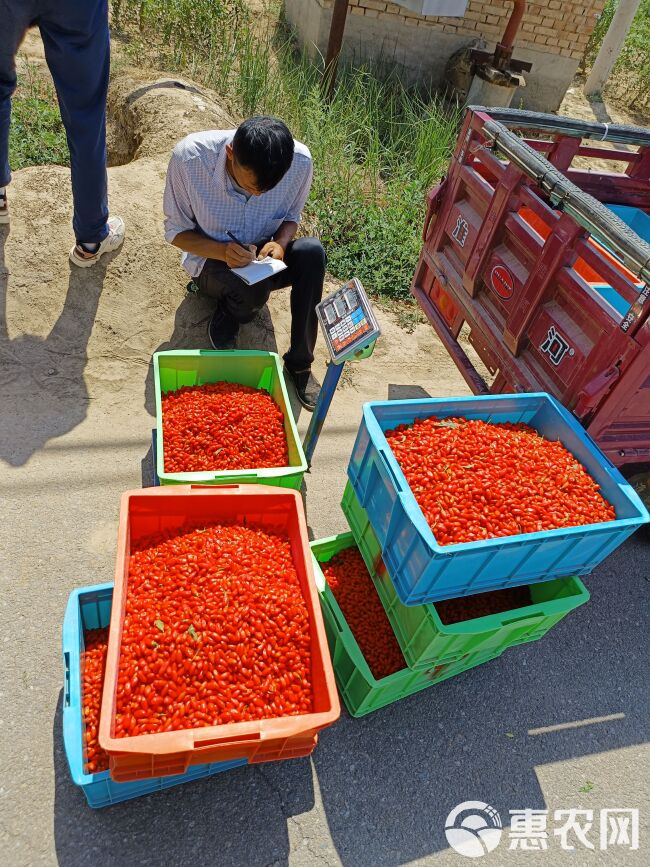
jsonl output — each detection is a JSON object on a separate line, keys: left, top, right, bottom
{"left": 64, "top": 484, "right": 340, "bottom": 806}
{"left": 63, "top": 583, "right": 249, "bottom": 808}
{"left": 62, "top": 352, "right": 335, "bottom": 807}
{"left": 311, "top": 393, "right": 648, "bottom": 717}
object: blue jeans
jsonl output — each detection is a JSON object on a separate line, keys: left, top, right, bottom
{"left": 0, "top": 0, "right": 110, "bottom": 243}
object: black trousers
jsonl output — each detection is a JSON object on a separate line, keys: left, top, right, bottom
{"left": 196, "top": 237, "right": 326, "bottom": 371}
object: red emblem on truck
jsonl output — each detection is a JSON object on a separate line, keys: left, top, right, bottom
{"left": 490, "top": 265, "right": 514, "bottom": 299}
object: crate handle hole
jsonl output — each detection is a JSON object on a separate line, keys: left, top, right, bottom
{"left": 190, "top": 484, "right": 240, "bottom": 490}
{"left": 503, "top": 614, "right": 538, "bottom": 626}
{"left": 379, "top": 447, "right": 402, "bottom": 490}
{"left": 195, "top": 733, "right": 261, "bottom": 748}
{"left": 64, "top": 651, "right": 71, "bottom": 707}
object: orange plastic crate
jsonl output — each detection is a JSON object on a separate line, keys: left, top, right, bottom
{"left": 99, "top": 485, "right": 340, "bottom": 781}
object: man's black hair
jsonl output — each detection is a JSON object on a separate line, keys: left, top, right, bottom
{"left": 232, "top": 116, "right": 295, "bottom": 192}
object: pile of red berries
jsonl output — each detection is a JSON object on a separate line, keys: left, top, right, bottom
{"left": 82, "top": 628, "right": 110, "bottom": 773}
{"left": 113, "top": 522, "right": 313, "bottom": 737}
{"left": 162, "top": 383, "right": 288, "bottom": 473}
{"left": 385, "top": 417, "right": 615, "bottom": 546}
{"left": 322, "top": 547, "right": 405, "bottom": 680}
{"left": 435, "top": 586, "right": 531, "bottom": 625}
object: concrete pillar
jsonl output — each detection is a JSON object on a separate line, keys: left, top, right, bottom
{"left": 584, "top": 0, "right": 643, "bottom": 97}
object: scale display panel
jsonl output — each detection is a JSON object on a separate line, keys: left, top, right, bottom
{"left": 316, "top": 278, "right": 381, "bottom": 364}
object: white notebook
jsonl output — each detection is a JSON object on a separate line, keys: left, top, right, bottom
{"left": 231, "top": 256, "right": 287, "bottom": 285}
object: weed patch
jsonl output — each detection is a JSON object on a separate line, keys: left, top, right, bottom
{"left": 9, "top": 62, "right": 68, "bottom": 170}
{"left": 111, "top": 0, "right": 461, "bottom": 299}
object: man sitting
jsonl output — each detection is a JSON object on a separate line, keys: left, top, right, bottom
{"left": 163, "top": 116, "right": 326, "bottom": 410}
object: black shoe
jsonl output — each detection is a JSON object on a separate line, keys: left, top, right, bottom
{"left": 208, "top": 307, "right": 239, "bottom": 350}
{"left": 283, "top": 366, "right": 321, "bottom": 412}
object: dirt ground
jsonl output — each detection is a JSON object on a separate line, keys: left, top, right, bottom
{"left": 2, "top": 28, "right": 649, "bottom": 867}
{"left": 559, "top": 85, "right": 650, "bottom": 174}
{"left": 6, "top": 31, "right": 470, "bottom": 432}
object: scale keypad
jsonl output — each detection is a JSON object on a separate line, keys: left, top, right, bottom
{"left": 330, "top": 307, "right": 371, "bottom": 353}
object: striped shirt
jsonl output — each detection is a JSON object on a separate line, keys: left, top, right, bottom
{"left": 163, "top": 129, "right": 313, "bottom": 277}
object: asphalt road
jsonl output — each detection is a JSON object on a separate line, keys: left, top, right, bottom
{"left": 1, "top": 315, "right": 648, "bottom": 867}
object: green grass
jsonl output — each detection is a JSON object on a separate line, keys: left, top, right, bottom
{"left": 111, "top": 0, "right": 461, "bottom": 299}
{"left": 585, "top": 0, "right": 650, "bottom": 111}
{"left": 274, "top": 60, "right": 461, "bottom": 297}
{"left": 9, "top": 62, "right": 69, "bottom": 170}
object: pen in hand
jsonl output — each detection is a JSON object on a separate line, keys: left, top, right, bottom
{"left": 226, "top": 230, "right": 256, "bottom": 265}
{"left": 226, "top": 230, "right": 246, "bottom": 247}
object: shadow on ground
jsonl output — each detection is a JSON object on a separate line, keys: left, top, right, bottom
{"left": 52, "top": 692, "right": 315, "bottom": 867}
{"left": 143, "top": 291, "right": 303, "bottom": 420}
{"left": 387, "top": 384, "right": 432, "bottom": 400}
{"left": 0, "top": 228, "right": 112, "bottom": 466}
{"left": 312, "top": 535, "right": 650, "bottom": 866}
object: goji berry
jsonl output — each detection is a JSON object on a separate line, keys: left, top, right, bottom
{"left": 82, "top": 628, "right": 110, "bottom": 774}
{"left": 162, "top": 383, "right": 288, "bottom": 473}
{"left": 113, "top": 522, "right": 313, "bottom": 737}
{"left": 322, "top": 547, "right": 405, "bottom": 680}
{"left": 385, "top": 417, "right": 615, "bottom": 546}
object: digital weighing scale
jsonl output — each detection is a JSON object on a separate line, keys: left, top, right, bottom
{"left": 302, "top": 278, "right": 381, "bottom": 464}
{"left": 316, "top": 277, "right": 381, "bottom": 365}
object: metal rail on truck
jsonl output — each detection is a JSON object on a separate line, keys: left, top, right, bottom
{"left": 473, "top": 113, "right": 650, "bottom": 292}
{"left": 471, "top": 106, "right": 650, "bottom": 148}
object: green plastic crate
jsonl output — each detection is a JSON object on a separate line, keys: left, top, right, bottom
{"left": 154, "top": 350, "right": 307, "bottom": 488}
{"left": 311, "top": 533, "right": 502, "bottom": 717}
{"left": 342, "top": 482, "right": 590, "bottom": 671}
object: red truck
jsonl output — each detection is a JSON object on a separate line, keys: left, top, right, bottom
{"left": 412, "top": 107, "right": 650, "bottom": 481}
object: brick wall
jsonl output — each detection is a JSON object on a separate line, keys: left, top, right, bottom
{"left": 316, "top": 0, "right": 606, "bottom": 62}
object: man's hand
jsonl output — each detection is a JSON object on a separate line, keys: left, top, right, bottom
{"left": 225, "top": 242, "right": 256, "bottom": 268}
{"left": 258, "top": 240, "right": 285, "bottom": 260}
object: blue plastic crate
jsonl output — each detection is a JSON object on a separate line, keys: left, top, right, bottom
{"left": 606, "top": 204, "right": 650, "bottom": 244}
{"left": 347, "top": 393, "right": 649, "bottom": 605}
{"left": 62, "top": 584, "right": 247, "bottom": 808}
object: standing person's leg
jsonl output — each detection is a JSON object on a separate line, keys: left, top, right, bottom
{"left": 38, "top": 0, "right": 124, "bottom": 265}
{"left": 0, "top": 1, "right": 34, "bottom": 224}
{"left": 196, "top": 258, "right": 273, "bottom": 350}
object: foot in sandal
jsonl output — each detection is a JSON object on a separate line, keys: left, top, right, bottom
{"left": 69, "top": 215, "right": 125, "bottom": 267}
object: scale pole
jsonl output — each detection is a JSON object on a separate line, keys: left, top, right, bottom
{"left": 302, "top": 361, "right": 344, "bottom": 466}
